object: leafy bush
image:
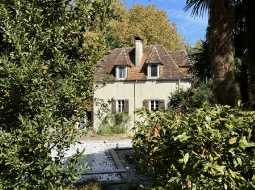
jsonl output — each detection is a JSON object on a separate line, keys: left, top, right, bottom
{"left": 0, "top": 0, "right": 116, "bottom": 189}
{"left": 133, "top": 105, "right": 255, "bottom": 189}
{"left": 169, "top": 83, "right": 213, "bottom": 113}
{"left": 98, "top": 113, "right": 130, "bottom": 135}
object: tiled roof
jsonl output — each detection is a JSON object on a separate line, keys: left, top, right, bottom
{"left": 145, "top": 46, "right": 162, "bottom": 64}
{"left": 95, "top": 45, "right": 190, "bottom": 81}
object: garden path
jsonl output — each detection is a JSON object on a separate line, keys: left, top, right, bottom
{"left": 64, "top": 137, "right": 132, "bottom": 183}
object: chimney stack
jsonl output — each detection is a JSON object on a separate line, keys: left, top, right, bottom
{"left": 135, "top": 37, "right": 143, "bottom": 65}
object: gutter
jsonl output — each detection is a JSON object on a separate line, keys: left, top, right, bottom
{"left": 133, "top": 80, "right": 137, "bottom": 129}
{"left": 96, "top": 78, "right": 192, "bottom": 83}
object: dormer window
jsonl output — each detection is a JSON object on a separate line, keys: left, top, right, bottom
{"left": 116, "top": 66, "right": 127, "bottom": 80}
{"left": 148, "top": 64, "right": 159, "bottom": 79}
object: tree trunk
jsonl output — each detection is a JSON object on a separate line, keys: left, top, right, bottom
{"left": 208, "top": 0, "right": 239, "bottom": 105}
{"left": 245, "top": 0, "right": 255, "bottom": 109}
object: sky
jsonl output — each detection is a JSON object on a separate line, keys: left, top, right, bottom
{"left": 123, "top": 0, "right": 208, "bottom": 46}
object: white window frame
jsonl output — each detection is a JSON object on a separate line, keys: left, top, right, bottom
{"left": 147, "top": 64, "right": 159, "bottom": 79}
{"left": 116, "top": 99, "right": 125, "bottom": 113}
{"left": 116, "top": 66, "right": 127, "bottom": 80}
{"left": 149, "top": 100, "right": 160, "bottom": 111}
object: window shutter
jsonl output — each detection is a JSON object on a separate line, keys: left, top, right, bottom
{"left": 143, "top": 99, "right": 149, "bottom": 110}
{"left": 124, "top": 99, "right": 129, "bottom": 113}
{"left": 111, "top": 99, "right": 116, "bottom": 113}
{"left": 159, "top": 100, "right": 165, "bottom": 111}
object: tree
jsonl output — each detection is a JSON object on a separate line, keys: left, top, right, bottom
{"left": 245, "top": 0, "right": 255, "bottom": 108}
{"left": 110, "top": 4, "right": 185, "bottom": 50}
{"left": 189, "top": 40, "right": 211, "bottom": 82}
{"left": 186, "top": 0, "right": 239, "bottom": 106}
{"left": 0, "top": 0, "right": 114, "bottom": 189}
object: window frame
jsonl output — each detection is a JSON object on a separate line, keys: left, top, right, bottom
{"left": 116, "top": 99, "right": 125, "bottom": 113}
{"left": 147, "top": 64, "right": 159, "bottom": 79}
{"left": 116, "top": 66, "right": 127, "bottom": 80}
{"left": 149, "top": 100, "right": 160, "bottom": 111}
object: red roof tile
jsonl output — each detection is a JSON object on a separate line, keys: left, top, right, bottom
{"left": 96, "top": 45, "right": 190, "bottom": 81}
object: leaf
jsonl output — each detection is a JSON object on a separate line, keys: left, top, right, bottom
{"left": 213, "top": 164, "right": 225, "bottom": 175}
{"left": 183, "top": 153, "right": 190, "bottom": 165}
{"left": 174, "top": 132, "right": 190, "bottom": 142}
{"left": 239, "top": 136, "right": 255, "bottom": 149}
{"left": 236, "top": 157, "right": 242, "bottom": 166}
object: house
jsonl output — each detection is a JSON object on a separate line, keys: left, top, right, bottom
{"left": 93, "top": 37, "right": 191, "bottom": 130}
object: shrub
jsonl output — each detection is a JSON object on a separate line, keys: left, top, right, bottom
{"left": 98, "top": 113, "right": 130, "bottom": 135}
{"left": 133, "top": 104, "right": 255, "bottom": 189}
{"left": 169, "top": 83, "right": 213, "bottom": 113}
{"left": 0, "top": 0, "right": 115, "bottom": 189}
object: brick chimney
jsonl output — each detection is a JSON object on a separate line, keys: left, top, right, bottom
{"left": 135, "top": 37, "right": 143, "bottom": 65}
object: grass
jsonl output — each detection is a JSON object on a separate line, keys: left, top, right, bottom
{"left": 97, "top": 124, "right": 127, "bottom": 135}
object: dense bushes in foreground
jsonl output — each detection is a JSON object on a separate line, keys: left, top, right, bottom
{"left": 133, "top": 105, "right": 255, "bottom": 189}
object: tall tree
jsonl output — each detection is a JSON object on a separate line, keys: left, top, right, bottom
{"left": 0, "top": 0, "right": 114, "bottom": 188}
{"left": 234, "top": 0, "right": 249, "bottom": 105}
{"left": 186, "top": 0, "right": 239, "bottom": 106}
{"left": 245, "top": 0, "right": 255, "bottom": 108}
{"left": 110, "top": 4, "right": 185, "bottom": 50}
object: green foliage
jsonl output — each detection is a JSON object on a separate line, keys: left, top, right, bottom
{"left": 133, "top": 104, "right": 255, "bottom": 189}
{"left": 0, "top": 0, "right": 114, "bottom": 189}
{"left": 189, "top": 40, "right": 211, "bottom": 82}
{"left": 98, "top": 113, "right": 130, "bottom": 135}
{"left": 169, "top": 83, "right": 213, "bottom": 113}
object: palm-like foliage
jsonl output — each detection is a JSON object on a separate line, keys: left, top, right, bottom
{"left": 185, "top": 0, "right": 210, "bottom": 16}
{"left": 185, "top": 0, "right": 239, "bottom": 106}
{"left": 190, "top": 40, "right": 211, "bottom": 81}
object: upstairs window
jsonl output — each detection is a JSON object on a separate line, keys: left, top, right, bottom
{"left": 148, "top": 64, "right": 159, "bottom": 79}
{"left": 116, "top": 66, "right": 127, "bottom": 80}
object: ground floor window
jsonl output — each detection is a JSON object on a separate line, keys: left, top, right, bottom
{"left": 150, "top": 100, "right": 159, "bottom": 111}
{"left": 117, "top": 99, "right": 125, "bottom": 113}
{"left": 112, "top": 99, "right": 129, "bottom": 113}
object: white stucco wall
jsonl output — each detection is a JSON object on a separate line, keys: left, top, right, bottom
{"left": 93, "top": 80, "right": 191, "bottom": 130}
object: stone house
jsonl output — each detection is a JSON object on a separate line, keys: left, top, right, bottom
{"left": 93, "top": 37, "right": 191, "bottom": 130}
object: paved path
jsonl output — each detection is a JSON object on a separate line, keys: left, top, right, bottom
{"left": 64, "top": 138, "right": 132, "bottom": 183}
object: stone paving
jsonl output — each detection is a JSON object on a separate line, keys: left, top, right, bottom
{"left": 64, "top": 138, "right": 132, "bottom": 182}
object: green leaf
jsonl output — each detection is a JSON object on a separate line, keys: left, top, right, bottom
{"left": 174, "top": 132, "right": 190, "bottom": 142}
{"left": 239, "top": 136, "right": 255, "bottom": 149}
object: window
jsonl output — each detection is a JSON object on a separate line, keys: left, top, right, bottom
{"left": 150, "top": 100, "right": 159, "bottom": 111}
{"left": 117, "top": 99, "right": 125, "bottom": 113}
{"left": 148, "top": 64, "right": 159, "bottom": 79}
{"left": 116, "top": 66, "right": 127, "bottom": 80}
{"left": 112, "top": 99, "right": 129, "bottom": 113}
